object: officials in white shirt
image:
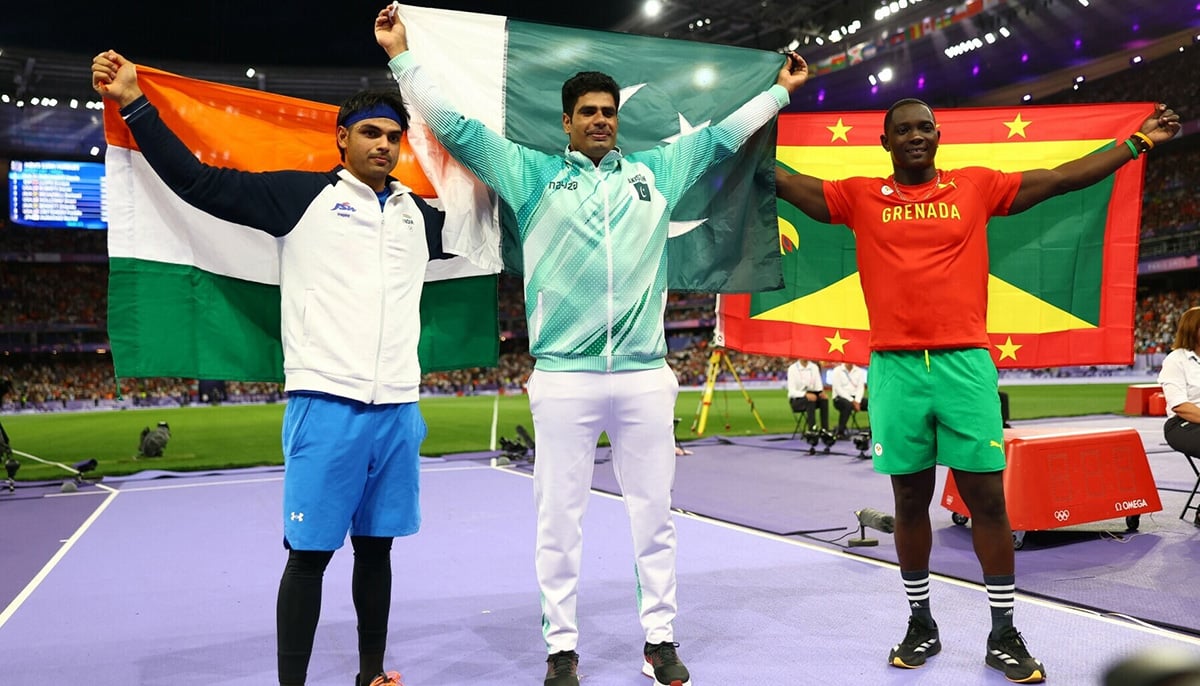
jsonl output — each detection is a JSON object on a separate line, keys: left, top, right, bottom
{"left": 787, "top": 358, "right": 828, "bottom": 431}
{"left": 829, "top": 362, "right": 868, "bottom": 438}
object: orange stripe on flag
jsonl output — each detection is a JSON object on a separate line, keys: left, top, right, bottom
{"left": 102, "top": 65, "right": 436, "bottom": 197}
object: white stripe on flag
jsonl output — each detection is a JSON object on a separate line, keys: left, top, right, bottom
{"left": 106, "top": 146, "right": 280, "bottom": 284}
{"left": 397, "top": 5, "right": 507, "bottom": 128}
{"left": 396, "top": 5, "right": 508, "bottom": 273}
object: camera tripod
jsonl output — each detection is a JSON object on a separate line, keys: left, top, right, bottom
{"left": 690, "top": 348, "right": 766, "bottom": 436}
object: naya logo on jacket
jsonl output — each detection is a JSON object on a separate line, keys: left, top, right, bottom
{"left": 546, "top": 180, "right": 578, "bottom": 191}
{"left": 330, "top": 201, "right": 357, "bottom": 217}
{"left": 627, "top": 173, "right": 651, "bottom": 202}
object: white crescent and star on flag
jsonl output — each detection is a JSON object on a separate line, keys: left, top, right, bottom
{"left": 619, "top": 82, "right": 712, "bottom": 238}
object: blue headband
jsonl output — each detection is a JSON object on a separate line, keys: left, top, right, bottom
{"left": 342, "top": 104, "right": 404, "bottom": 128}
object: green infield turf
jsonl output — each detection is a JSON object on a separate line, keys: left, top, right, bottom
{"left": 0, "top": 383, "right": 1131, "bottom": 482}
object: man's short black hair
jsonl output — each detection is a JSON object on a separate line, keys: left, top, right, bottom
{"left": 562, "top": 72, "right": 620, "bottom": 116}
{"left": 337, "top": 88, "right": 410, "bottom": 131}
{"left": 883, "top": 98, "right": 933, "bottom": 131}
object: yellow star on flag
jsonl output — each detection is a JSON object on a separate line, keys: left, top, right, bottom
{"left": 825, "top": 329, "right": 849, "bottom": 353}
{"left": 1003, "top": 113, "right": 1031, "bottom": 139}
{"left": 827, "top": 118, "right": 852, "bottom": 143}
{"left": 995, "top": 336, "right": 1022, "bottom": 361}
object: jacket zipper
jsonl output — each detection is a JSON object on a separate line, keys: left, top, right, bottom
{"left": 600, "top": 165, "right": 614, "bottom": 372}
{"left": 371, "top": 195, "right": 387, "bottom": 402}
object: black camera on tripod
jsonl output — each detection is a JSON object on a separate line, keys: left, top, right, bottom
{"left": 498, "top": 436, "right": 528, "bottom": 458}
{"left": 497, "top": 425, "right": 536, "bottom": 464}
{"left": 851, "top": 430, "right": 872, "bottom": 459}
{"left": 803, "top": 426, "right": 838, "bottom": 455}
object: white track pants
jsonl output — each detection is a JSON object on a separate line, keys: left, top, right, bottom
{"left": 528, "top": 366, "right": 681, "bottom": 654}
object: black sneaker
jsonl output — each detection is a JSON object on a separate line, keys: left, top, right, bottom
{"left": 986, "top": 627, "right": 1046, "bottom": 683}
{"left": 643, "top": 641, "right": 691, "bottom": 686}
{"left": 888, "top": 617, "right": 941, "bottom": 668}
{"left": 544, "top": 650, "right": 579, "bottom": 686}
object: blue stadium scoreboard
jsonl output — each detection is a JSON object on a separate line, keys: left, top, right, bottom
{"left": 7, "top": 160, "right": 107, "bottom": 229}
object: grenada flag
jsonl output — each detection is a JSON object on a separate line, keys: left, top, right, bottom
{"left": 104, "top": 67, "right": 499, "bottom": 382}
{"left": 716, "top": 103, "right": 1150, "bottom": 368}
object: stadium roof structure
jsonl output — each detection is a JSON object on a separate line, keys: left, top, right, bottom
{"left": 0, "top": 0, "right": 1197, "bottom": 158}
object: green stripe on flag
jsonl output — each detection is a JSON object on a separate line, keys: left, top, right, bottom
{"left": 109, "top": 258, "right": 499, "bottom": 380}
{"left": 987, "top": 156, "right": 1114, "bottom": 325}
{"left": 108, "top": 258, "right": 284, "bottom": 382}
{"left": 418, "top": 274, "right": 499, "bottom": 372}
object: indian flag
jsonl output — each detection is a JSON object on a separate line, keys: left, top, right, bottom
{"left": 716, "top": 103, "right": 1150, "bottom": 368}
{"left": 396, "top": 4, "right": 787, "bottom": 293}
{"left": 104, "top": 66, "right": 498, "bottom": 382}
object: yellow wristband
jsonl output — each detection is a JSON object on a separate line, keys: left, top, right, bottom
{"left": 1131, "top": 131, "right": 1154, "bottom": 151}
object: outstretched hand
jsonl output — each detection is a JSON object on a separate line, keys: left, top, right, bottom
{"left": 1141, "top": 104, "right": 1181, "bottom": 146}
{"left": 375, "top": 3, "right": 409, "bottom": 59}
{"left": 91, "top": 50, "right": 142, "bottom": 108}
{"left": 776, "top": 51, "right": 809, "bottom": 94}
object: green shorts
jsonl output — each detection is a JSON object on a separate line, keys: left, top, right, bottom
{"left": 868, "top": 348, "right": 1006, "bottom": 475}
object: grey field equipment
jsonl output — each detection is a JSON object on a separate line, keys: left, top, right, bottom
{"left": 138, "top": 421, "right": 171, "bottom": 458}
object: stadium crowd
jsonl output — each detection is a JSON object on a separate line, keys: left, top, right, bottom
{"left": 2, "top": 45, "right": 1199, "bottom": 410}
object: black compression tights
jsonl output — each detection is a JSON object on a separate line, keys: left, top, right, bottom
{"left": 276, "top": 537, "right": 394, "bottom": 686}
{"left": 277, "top": 548, "right": 333, "bottom": 686}
{"left": 351, "top": 536, "right": 394, "bottom": 682}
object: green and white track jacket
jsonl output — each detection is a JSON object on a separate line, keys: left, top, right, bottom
{"left": 390, "top": 52, "right": 788, "bottom": 373}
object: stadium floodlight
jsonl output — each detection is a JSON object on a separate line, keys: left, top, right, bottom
{"left": 643, "top": 0, "right": 663, "bottom": 18}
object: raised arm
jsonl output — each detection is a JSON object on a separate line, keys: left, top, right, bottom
{"left": 1007, "top": 104, "right": 1180, "bottom": 215}
{"left": 775, "top": 166, "right": 832, "bottom": 223}
{"left": 91, "top": 50, "right": 325, "bottom": 236}
{"left": 375, "top": 5, "right": 546, "bottom": 208}
{"left": 647, "top": 53, "right": 809, "bottom": 205}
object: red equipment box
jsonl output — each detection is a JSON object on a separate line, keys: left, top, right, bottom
{"left": 1148, "top": 392, "right": 1167, "bottom": 417}
{"left": 941, "top": 427, "right": 1162, "bottom": 547}
{"left": 1124, "top": 383, "right": 1161, "bottom": 416}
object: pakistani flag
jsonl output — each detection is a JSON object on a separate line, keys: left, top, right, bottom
{"left": 716, "top": 103, "right": 1149, "bottom": 368}
{"left": 396, "top": 4, "right": 786, "bottom": 292}
{"left": 104, "top": 66, "right": 498, "bottom": 382}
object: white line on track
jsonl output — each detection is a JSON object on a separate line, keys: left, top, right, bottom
{"left": 104, "top": 462, "right": 487, "bottom": 493}
{"left": 0, "top": 451, "right": 120, "bottom": 631}
{"left": 489, "top": 462, "right": 1200, "bottom": 647}
{"left": 0, "top": 454, "right": 491, "bottom": 628}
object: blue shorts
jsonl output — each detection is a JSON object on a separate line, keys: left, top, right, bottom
{"left": 280, "top": 392, "right": 425, "bottom": 551}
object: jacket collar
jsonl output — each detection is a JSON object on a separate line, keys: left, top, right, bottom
{"left": 563, "top": 146, "right": 624, "bottom": 171}
{"left": 333, "top": 166, "right": 413, "bottom": 196}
